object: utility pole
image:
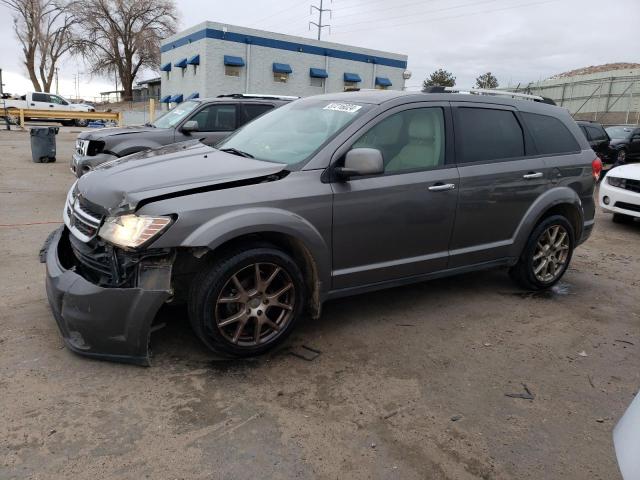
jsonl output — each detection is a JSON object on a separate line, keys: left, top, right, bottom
{"left": 309, "top": 0, "right": 331, "bottom": 40}
{"left": 1, "top": 68, "right": 9, "bottom": 130}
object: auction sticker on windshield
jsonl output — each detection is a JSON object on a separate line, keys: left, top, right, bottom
{"left": 323, "top": 103, "right": 362, "bottom": 113}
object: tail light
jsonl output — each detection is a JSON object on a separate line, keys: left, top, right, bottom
{"left": 592, "top": 157, "right": 602, "bottom": 181}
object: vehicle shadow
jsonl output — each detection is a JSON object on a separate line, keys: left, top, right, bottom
{"left": 149, "top": 267, "right": 520, "bottom": 367}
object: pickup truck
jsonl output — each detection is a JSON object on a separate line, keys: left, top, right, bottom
{"left": 1, "top": 92, "right": 95, "bottom": 126}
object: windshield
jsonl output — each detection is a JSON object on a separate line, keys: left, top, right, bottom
{"left": 606, "top": 126, "right": 633, "bottom": 139}
{"left": 217, "top": 99, "right": 371, "bottom": 165}
{"left": 153, "top": 101, "right": 199, "bottom": 128}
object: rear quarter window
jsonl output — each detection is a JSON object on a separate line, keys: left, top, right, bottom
{"left": 522, "top": 112, "right": 581, "bottom": 155}
{"left": 455, "top": 107, "right": 525, "bottom": 163}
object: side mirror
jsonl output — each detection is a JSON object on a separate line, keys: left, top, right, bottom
{"left": 336, "top": 148, "right": 384, "bottom": 179}
{"left": 182, "top": 120, "right": 199, "bottom": 133}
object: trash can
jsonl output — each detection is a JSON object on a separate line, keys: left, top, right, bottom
{"left": 30, "top": 126, "right": 58, "bottom": 163}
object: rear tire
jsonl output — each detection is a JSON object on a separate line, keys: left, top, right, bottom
{"left": 188, "top": 244, "right": 305, "bottom": 357}
{"left": 613, "top": 213, "right": 634, "bottom": 224}
{"left": 509, "top": 215, "right": 575, "bottom": 290}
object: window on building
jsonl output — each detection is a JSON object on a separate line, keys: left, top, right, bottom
{"left": 344, "top": 81, "right": 358, "bottom": 90}
{"left": 225, "top": 66, "right": 241, "bottom": 77}
{"left": 522, "top": 112, "right": 580, "bottom": 155}
{"left": 456, "top": 108, "right": 525, "bottom": 163}
{"left": 351, "top": 108, "right": 445, "bottom": 173}
{"left": 274, "top": 72, "right": 289, "bottom": 83}
{"left": 310, "top": 77, "right": 324, "bottom": 88}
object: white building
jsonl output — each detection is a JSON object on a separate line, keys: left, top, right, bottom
{"left": 159, "top": 21, "right": 408, "bottom": 103}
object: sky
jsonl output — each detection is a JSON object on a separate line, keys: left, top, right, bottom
{"left": 1, "top": 0, "right": 638, "bottom": 99}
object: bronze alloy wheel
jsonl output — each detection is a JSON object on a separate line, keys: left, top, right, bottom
{"left": 532, "top": 224, "right": 570, "bottom": 283}
{"left": 214, "top": 263, "right": 295, "bottom": 346}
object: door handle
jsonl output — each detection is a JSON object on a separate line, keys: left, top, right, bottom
{"left": 523, "top": 172, "right": 544, "bottom": 179}
{"left": 428, "top": 183, "right": 456, "bottom": 192}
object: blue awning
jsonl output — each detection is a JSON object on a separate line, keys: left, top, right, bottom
{"left": 169, "top": 94, "right": 183, "bottom": 103}
{"left": 174, "top": 58, "right": 188, "bottom": 69}
{"left": 273, "top": 63, "right": 292, "bottom": 74}
{"left": 310, "top": 68, "right": 328, "bottom": 78}
{"left": 188, "top": 55, "right": 200, "bottom": 65}
{"left": 344, "top": 72, "right": 362, "bottom": 83}
{"left": 161, "top": 63, "right": 172, "bottom": 72}
{"left": 375, "top": 76, "right": 392, "bottom": 87}
{"left": 186, "top": 92, "right": 199, "bottom": 100}
{"left": 224, "top": 55, "right": 245, "bottom": 67}
{"left": 160, "top": 95, "right": 172, "bottom": 103}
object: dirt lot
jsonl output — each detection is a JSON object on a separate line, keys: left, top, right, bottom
{"left": 1, "top": 127, "right": 639, "bottom": 479}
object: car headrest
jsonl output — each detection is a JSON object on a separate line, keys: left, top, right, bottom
{"left": 408, "top": 111, "right": 437, "bottom": 142}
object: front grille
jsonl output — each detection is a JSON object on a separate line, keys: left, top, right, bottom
{"left": 622, "top": 179, "right": 640, "bottom": 194}
{"left": 615, "top": 201, "right": 640, "bottom": 213}
{"left": 69, "top": 233, "right": 116, "bottom": 284}
{"left": 64, "top": 190, "right": 104, "bottom": 242}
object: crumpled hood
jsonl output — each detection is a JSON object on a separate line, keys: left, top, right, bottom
{"left": 78, "top": 125, "right": 157, "bottom": 141}
{"left": 76, "top": 141, "right": 286, "bottom": 213}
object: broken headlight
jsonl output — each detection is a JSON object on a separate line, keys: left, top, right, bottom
{"left": 98, "top": 214, "right": 172, "bottom": 249}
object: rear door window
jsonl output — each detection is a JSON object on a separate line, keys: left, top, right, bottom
{"left": 522, "top": 112, "right": 580, "bottom": 155}
{"left": 586, "top": 125, "right": 607, "bottom": 141}
{"left": 32, "top": 93, "right": 50, "bottom": 103}
{"left": 455, "top": 107, "right": 524, "bottom": 163}
{"left": 242, "top": 104, "right": 274, "bottom": 125}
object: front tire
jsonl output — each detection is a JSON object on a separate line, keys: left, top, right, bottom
{"left": 509, "top": 215, "right": 575, "bottom": 290}
{"left": 188, "top": 245, "right": 305, "bottom": 357}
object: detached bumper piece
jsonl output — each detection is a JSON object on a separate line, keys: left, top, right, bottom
{"left": 45, "top": 227, "right": 172, "bottom": 366}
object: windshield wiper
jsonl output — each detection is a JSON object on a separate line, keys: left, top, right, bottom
{"left": 144, "top": 122, "right": 156, "bottom": 128}
{"left": 219, "top": 147, "right": 254, "bottom": 158}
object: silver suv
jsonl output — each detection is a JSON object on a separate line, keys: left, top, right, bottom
{"left": 70, "top": 94, "right": 294, "bottom": 177}
{"left": 45, "top": 90, "right": 600, "bottom": 365}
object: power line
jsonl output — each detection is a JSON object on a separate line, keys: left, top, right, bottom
{"left": 309, "top": 0, "right": 332, "bottom": 40}
{"left": 332, "top": 0, "right": 502, "bottom": 29}
{"left": 334, "top": 0, "right": 441, "bottom": 20}
{"left": 330, "top": 0, "right": 560, "bottom": 36}
{"left": 246, "top": 0, "right": 306, "bottom": 28}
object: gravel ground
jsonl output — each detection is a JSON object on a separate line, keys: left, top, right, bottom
{"left": 1, "top": 127, "right": 639, "bottom": 479}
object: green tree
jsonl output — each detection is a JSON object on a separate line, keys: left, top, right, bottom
{"left": 475, "top": 72, "right": 499, "bottom": 89}
{"left": 422, "top": 69, "right": 456, "bottom": 90}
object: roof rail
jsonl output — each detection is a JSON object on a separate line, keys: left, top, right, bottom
{"left": 216, "top": 93, "right": 299, "bottom": 100}
{"left": 423, "top": 86, "right": 556, "bottom": 105}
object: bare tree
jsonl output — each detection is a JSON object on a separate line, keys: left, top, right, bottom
{"left": 71, "top": 0, "right": 177, "bottom": 100}
{"left": 1, "top": 0, "right": 75, "bottom": 92}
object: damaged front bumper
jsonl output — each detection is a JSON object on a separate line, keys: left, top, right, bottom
{"left": 45, "top": 227, "right": 172, "bottom": 366}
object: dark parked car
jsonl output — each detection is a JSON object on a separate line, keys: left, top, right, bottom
{"left": 605, "top": 125, "right": 640, "bottom": 164}
{"left": 70, "top": 94, "right": 296, "bottom": 177}
{"left": 46, "top": 89, "right": 599, "bottom": 365}
{"left": 577, "top": 120, "right": 613, "bottom": 163}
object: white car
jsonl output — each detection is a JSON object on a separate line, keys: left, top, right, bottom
{"left": 599, "top": 164, "right": 640, "bottom": 223}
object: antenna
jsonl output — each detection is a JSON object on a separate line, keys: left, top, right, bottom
{"left": 309, "top": 0, "right": 331, "bottom": 40}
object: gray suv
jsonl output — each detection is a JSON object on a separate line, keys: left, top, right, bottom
{"left": 45, "top": 90, "right": 599, "bottom": 365}
{"left": 70, "top": 94, "right": 294, "bottom": 177}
